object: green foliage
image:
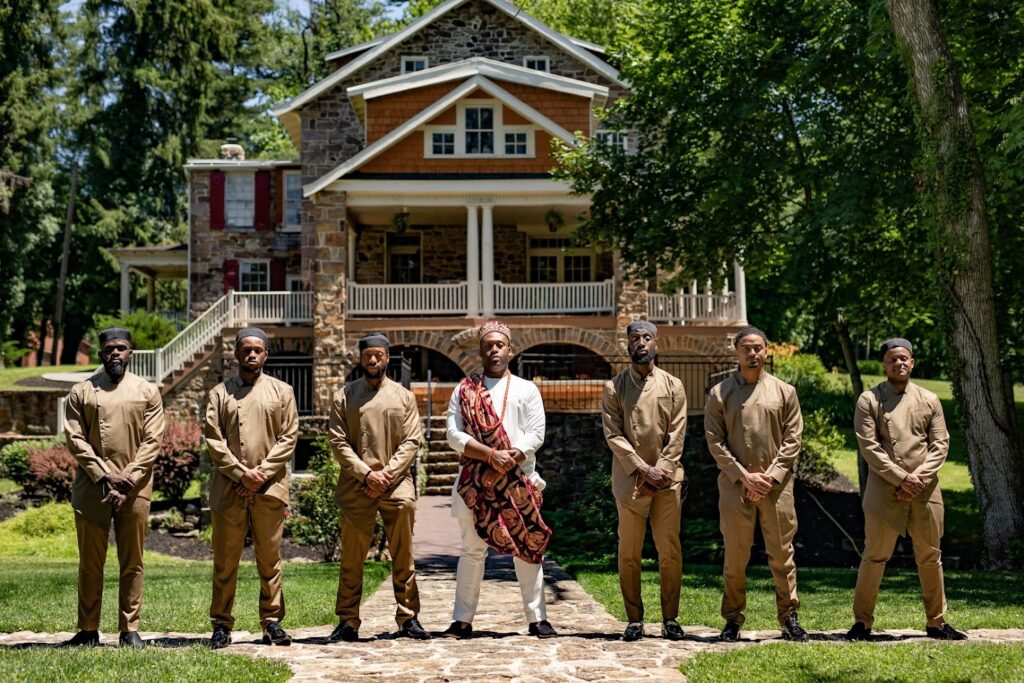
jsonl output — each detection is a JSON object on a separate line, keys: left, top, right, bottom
{"left": 857, "top": 359, "right": 885, "bottom": 376}
{"left": 5, "top": 501, "right": 75, "bottom": 538}
{"left": 794, "top": 410, "right": 843, "bottom": 484}
{"left": 0, "top": 438, "right": 60, "bottom": 486}
{"left": 774, "top": 354, "right": 852, "bottom": 427}
{"left": 545, "top": 465, "right": 618, "bottom": 563}
{"left": 153, "top": 421, "right": 202, "bottom": 501}
{"left": 0, "top": 341, "right": 31, "bottom": 367}
{"left": 90, "top": 310, "right": 178, "bottom": 352}
{"left": 285, "top": 436, "right": 341, "bottom": 561}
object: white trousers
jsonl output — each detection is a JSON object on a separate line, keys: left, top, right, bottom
{"left": 452, "top": 499, "right": 547, "bottom": 624}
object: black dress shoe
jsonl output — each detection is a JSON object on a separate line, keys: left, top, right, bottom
{"left": 927, "top": 623, "right": 968, "bottom": 641}
{"left": 662, "top": 619, "right": 685, "bottom": 641}
{"left": 210, "top": 625, "right": 232, "bottom": 649}
{"left": 720, "top": 621, "right": 741, "bottom": 641}
{"left": 623, "top": 622, "right": 644, "bottom": 642}
{"left": 119, "top": 631, "right": 145, "bottom": 648}
{"left": 528, "top": 620, "right": 557, "bottom": 638}
{"left": 263, "top": 622, "right": 292, "bottom": 646}
{"left": 399, "top": 617, "right": 431, "bottom": 640}
{"left": 63, "top": 630, "right": 99, "bottom": 647}
{"left": 781, "top": 613, "right": 809, "bottom": 642}
{"left": 441, "top": 621, "right": 473, "bottom": 639}
{"left": 846, "top": 622, "right": 871, "bottom": 641}
{"left": 328, "top": 621, "right": 358, "bottom": 643}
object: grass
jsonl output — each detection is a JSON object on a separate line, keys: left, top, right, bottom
{"left": 0, "top": 504, "right": 390, "bottom": 634}
{"left": 563, "top": 561, "right": 1024, "bottom": 631}
{"left": 681, "top": 642, "right": 1024, "bottom": 683}
{"left": 0, "top": 647, "right": 290, "bottom": 682}
{"left": 0, "top": 365, "right": 95, "bottom": 391}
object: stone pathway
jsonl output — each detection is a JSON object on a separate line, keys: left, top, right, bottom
{"left": 4, "top": 496, "right": 1024, "bottom": 681}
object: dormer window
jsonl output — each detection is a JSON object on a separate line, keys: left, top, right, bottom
{"left": 401, "top": 56, "right": 428, "bottom": 74}
{"left": 423, "top": 100, "right": 535, "bottom": 158}
{"left": 464, "top": 106, "right": 494, "bottom": 154}
{"left": 523, "top": 56, "right": 550, "bottom": 72}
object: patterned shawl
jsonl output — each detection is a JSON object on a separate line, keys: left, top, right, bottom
{"left": 456, "top": 373, "right": 551, "bottom": 564}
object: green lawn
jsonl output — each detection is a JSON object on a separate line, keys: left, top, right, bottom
{"left": 563, "top": 561, "right": 1024, "bottom": 631}
{"left": 0, "top": 504, "right": 389, "bottom": 634}
{"left": 0, "top": 365, "right": 95, "bottom": 391}
{"left": 0, "top": 647, "right": 290, "bottom": 683}
{"left": 682, "top": 642, "right": 1024, "bottom": 683}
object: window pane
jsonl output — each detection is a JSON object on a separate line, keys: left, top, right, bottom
{"left": 564, "top": 255, "right": 592, "bottom": 283}
{"left": 530, "top": 256, "right": 558, "bottom": 283}
{"left": 432, "top": 132, "right": 454, "bottom": 155}
{"left": 466, "top": 108, "right": 478, "bottom": 129}
{"left": 285, "top": 174, "right": 301, "bottom": 226}
{"left": 479, "top": 108, "right": 493, "bottom": 129}
{"left": 226, "top": 174, "right": 254, "bottom": 228}
{"left": 480, "top": 132, "right": 493, "bottom": 154}
{"left": 240, "top": 262, "right": 268, "bottom": 291}
{"left": 466, "top": 131, "right": 479, "bottom": 154}
{"left": 505, "top": 132, "right": 527, "bottom": 155}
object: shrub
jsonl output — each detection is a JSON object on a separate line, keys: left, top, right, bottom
{"left": 857, "top": 359, "right": 885, "bottom": 376}
{"left": 1, "top": 340, "right": 31, "bottom": 367}
{"left": 0, "top": 439, "right": 60, "bottom": 486}
{"left": 285, "top": 437, "right": 340, "bottom": 561}
{"left": 794, "top": 410, "right": 844, "bottom": 484}
{"left": 27, "top": 446, "right": 77, "bottom": 500}
{"left": 775, "top": 353, "right": 854, "bottom": 427}
{"left": 89, "top": 310, "right": 178, "bottom": 354}
{"left": 6, "top": 502, "right": 75, "bottom": 537}
{"left": 153, "top": 421, "right": 202, "bottom": 501}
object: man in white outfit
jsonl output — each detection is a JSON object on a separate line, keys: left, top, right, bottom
{"left": 443, "top": 320, "right": 556, "bottom": 639}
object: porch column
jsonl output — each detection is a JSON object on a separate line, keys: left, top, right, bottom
{"left": 733, "top": 261, "right": 748, "bottom": 324}
{"left": 120, "top": 263, "right": 131, "bottom": 312}
{"left": 347, "top": 227, "right": 356, "bottom": 280}
{"left": 481, "top": 204, "right": 495, "bottom": 318}
{"left": 466, "top": 205, "right": 479, "bottom": 317}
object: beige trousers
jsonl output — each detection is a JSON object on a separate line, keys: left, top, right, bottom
{"left": 336, "top": 494, "right": 419, "bottom": 629}
{"left": 75, "top": 496, "right": 149, "bottom": 632}
{"left": 853, "top": 498, "right": 947, "bottom": 628}
{"left": 210, "top": 494, "right": 286, "bottom": 629}
{"left": 718, "top": 476, "right": 799, "bottom": 626}
{"left": 616, "top": 486, "right": 682, "bottom": 623}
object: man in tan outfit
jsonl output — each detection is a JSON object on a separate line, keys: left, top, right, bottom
{"left": 603, "top": 320, "right": 687, "bottom": 642}
{"left": 205, "top": 327, "right": 298, "bottom": 649}
{"left": 327, "top": 333, "right": 428, "bottom": 642}
{"left": 63, "top": 327, "right": 165, "bottom": 648}
{"left": 705, "top": 326, "right": 807, "bottom": 642}
{"left": 847, "top": 338, "right": 967, "bottom": 641}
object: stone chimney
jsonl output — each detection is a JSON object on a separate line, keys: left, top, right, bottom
{"left": 219, "top": 142, "right": 245, "bottom": 160}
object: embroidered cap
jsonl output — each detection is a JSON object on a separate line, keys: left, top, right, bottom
{"left": 479, "top": 320, "right": 511, "bottom": 342}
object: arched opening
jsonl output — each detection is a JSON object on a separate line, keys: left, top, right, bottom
{"left": 512, "top": 343, "right": 613, "bottom": 381}
{"left": 345, "top": 344, "right": 464, "bottom": 383}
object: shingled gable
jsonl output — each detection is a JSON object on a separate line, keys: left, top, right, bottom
{"left": 271, "top": 0, "right": 624, "bottom": 140}
{"left": 303, "top": 73, "right": 587, "bottom": 197}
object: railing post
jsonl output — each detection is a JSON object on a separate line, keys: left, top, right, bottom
{"left": 155, "top": 352, "right": 163, "bottom": 384}
{"left": 227, "top": 290, "right": 235, "bottom": 328}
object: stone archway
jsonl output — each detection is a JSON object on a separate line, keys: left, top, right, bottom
{"left": 344, "top": 329, "right": 472, "bottom": 377}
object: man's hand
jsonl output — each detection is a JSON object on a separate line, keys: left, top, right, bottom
{"left": 101, "top": 488, "right": 127, "bottom": 510}
{"left": 489, "top": 450, "right": 517, "bottom": 474}
{"left": 895, "top": 486, "right": 915, "bottom": 502}
{"left": 742, "top": 471, "right": 774, "bottom": 497}
{"left": 364, "top": 470, "right": 392, "bottom": 495}
{"left": 361, "top": 485, "right": 384, "bottom": 499}
{"left": 640, "top": 465, "right": 672, "bottom": 490}
{"left": 900, "top": 472, "right": 926, "bottom": 497}
{"left": 232, "top": 481, "right": 257, "bottom": 503}
{"left": 103, "top": 472, "right": 135, "bottom": 495}
{"left": 240, "top": 468, "right": 268, "bottom": 492}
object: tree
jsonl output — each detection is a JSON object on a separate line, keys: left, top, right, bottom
{"left": 885, "top": 0, "right": 1024, "bottom": 568}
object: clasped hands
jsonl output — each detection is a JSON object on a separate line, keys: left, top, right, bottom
{"left": 231, "top": 468, "right": 270, "bottom": 503}
{"left": 361, "top": 470, "right": 393, "bottom": 499}
{"left": 635, "top": 464, "right": 673, "bottom": 497}
{"left": 895, "top": 471, "right": 926, "bottom": 502}
{"left": 101, "top": 472, "right": 134, "bottom": 509}
{"left": 742, "top": 470, "right": 775, "bottom": 503}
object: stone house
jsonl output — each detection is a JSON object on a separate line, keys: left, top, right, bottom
{"left": 122, "top": 0, "right": 750, "bottom": 480}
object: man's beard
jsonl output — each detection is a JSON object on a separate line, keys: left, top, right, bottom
{"left": 630, "top": 348, "right": 656, "bottom": 364}
{"left": 364, "top": 366, "right": 385, "bottom": 378}
{"left": 104, "top": 360, "right": 127, "bottom": 380}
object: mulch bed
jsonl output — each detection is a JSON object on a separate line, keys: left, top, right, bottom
{"left": 146, "top": 528, "right": 324, "bottom": 563}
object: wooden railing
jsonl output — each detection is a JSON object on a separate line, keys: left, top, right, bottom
{"left": 493, "top": 279, "right": 615, "bottom": 314}
{"left": 347, "top": 281, "right": 468, "bottom": 316}
{"left": 647, "top": 292, "right": 740, "bottom": 325}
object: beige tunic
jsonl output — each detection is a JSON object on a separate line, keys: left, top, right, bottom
{"left": 854, "top": 380, "right": 949, "bottom": 533}
{"left": 65, "top": 371, "right": 165, "bottom": 526}
{"left": 602, "top": 365, "right": 687, "bottom": 503}
{"left": 204, "top": 372, "right": 298, "bottom": 512}
{"left": 705, "top": 371, "right": 803, "bottom": 487}
{"left": 329, "top": 376, "right": 423, "bottom": 504}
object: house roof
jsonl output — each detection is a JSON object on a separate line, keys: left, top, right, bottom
{"left": 273, "top": 0, "right": 623, "bottom": 142}
{"left": 183, "top": 159, "right": 299, "bottom": 173}
{"left": 324, "top": 34, "right": 607, "bottom": 63}
{"left": 303, "top": 74, "right": 584, "bottom": 197}
{"left": 347, "top": 57, "right": 608, "bottom": 125}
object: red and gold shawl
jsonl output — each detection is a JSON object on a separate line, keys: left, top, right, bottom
{"left": 456, "top": 374, "right": 551, "bottom": 564}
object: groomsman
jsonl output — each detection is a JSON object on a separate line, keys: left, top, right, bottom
{"left": 205, "top": 327, "right": 298, "bottom": 649}
{"left": 64, "top": 327, "right": 165, "bottom": 647}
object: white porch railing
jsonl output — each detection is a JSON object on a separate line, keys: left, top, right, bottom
{"left": 647, "top": 292, "right": 740, "bottom": 325}
{"left": 493, "top": 279, "right": 616, "bottom": 314}
{"left": 347, "top": 281, "right": 468, "bottom": 316}
{"left": 131, "top": 291, "right": 313, "bottom": 384}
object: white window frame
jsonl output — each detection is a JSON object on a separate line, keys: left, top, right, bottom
{"left": 595, "top": 130, "right": 629, "bottom": 152}
{"left": 239, "top": 259, "right": 271, "bottom": 292}
{"left": 225, "top": 172, "right": 254, "bottom": 230}
{"left": 422, "top": 100, "right": 536, "bottom": 158}
{"left": 286, "top": 274, "right": 303, "bottom": 291}
{"left": 282, "top": 171, "right": 302, "bottom": 232}
{"left": 527, "top": 237, "right": 596, "bottom": 283}
{"left": 401, "top": 55, "right": 429, "bottom": 74}
{"left": 523, "top": 55, "right": 550, "bottom": 72}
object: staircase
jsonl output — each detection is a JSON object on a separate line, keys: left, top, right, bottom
{"left": 421, "top": 415, "right": 460, "bottom": 496}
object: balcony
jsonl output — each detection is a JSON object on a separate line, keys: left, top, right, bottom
{"left": 647, "top": 292, "right": 741, "bottom": 326}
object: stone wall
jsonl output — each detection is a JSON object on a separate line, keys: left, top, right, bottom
{"left": 0, "top": 390, "right": 64, "bottom": 436}
{"left": 309, "top": 192, "right": 350, "bottom": 414}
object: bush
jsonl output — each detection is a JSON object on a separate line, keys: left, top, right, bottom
{"left": 153, "top": 421, "right": 202, "bottom": 501}
{"left": 89, "top": 310, "right": 178, "bottom": 354}
{"left": 27, "top": 446, "right": 77, "bottom": 500}
{"left": 7, "top": 502, "right": 75, "bottom": 537}
{"left": 1, "top": 340, "right": 31, "bottom": 367}
{"left": 857, "top": 359, "right": 884, "bottom": 376}
{"left": 0, "top": 439, "right": 60, "bottom": 486}
{"left": 285, "top": 437, "right": 341, "bottom": 561}
{"left": 794, "top": 410, "right": 844, "bottom": 484}
{"left": 775, "top": 353, "right": 853, "bottom": 427}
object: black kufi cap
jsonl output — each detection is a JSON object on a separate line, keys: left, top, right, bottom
{"left": 359, "top": 333, "right": 390, "bottom": 351}
{"left": 626, "top": 320, "right": 658, "bottom": 337}
{"left": 879, "top": 337, "right": 913, "bottom": 358}
{"left": 235, "top": 327, "right": 269, "bottom": 345}
{"left": 98, "top": 327, "right": 132, "bottom": 344}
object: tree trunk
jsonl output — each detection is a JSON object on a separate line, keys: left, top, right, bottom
{"left": 836, "top": 313, "right": 867, "bottom": 493}
{"left": 886, "top": 0, "right": 1024, "bottom": 568}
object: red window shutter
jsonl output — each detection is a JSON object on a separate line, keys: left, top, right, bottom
{"left": 270, "top": 258, "right": 286, "bottom": 291}
{"left": 274, "top": 170, "right": 283, "bottom": 228}
{"left": 210, "top": 171, "right": 225, "bottom": 230}
{"left": 254, "top": 171, "right": 271, "bottom": 230}
{"left": 223, "top": 259, "right": 239, "bottom": 293}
